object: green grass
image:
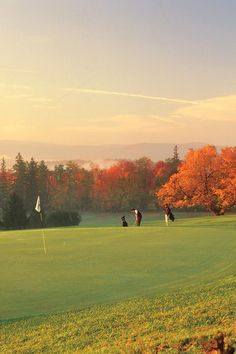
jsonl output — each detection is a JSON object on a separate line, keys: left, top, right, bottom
{"left": 1, "top": 277, "right": 236, "bottom": 353}
{"left": 0, "top": 213, "right": 236, "bottom": 352}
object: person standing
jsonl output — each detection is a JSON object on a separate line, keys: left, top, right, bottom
{"left": 131, "top": 208, "right": 142, "bottom": 226}
{"left": 163, "top": 204, "right": 175, "bottom": 226}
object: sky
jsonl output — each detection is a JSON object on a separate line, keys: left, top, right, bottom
{"left": 0, "top": 0, "right": 235, "bottom": 146}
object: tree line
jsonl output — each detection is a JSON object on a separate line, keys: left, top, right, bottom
{"left": 0, "top": 147, "right": 180, "bottom": 228}
{"left": 0, "top": 145, "right": 235, "bottom": 229}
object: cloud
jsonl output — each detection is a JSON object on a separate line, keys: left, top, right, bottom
{"left": 26, "top": 97, "right": 53, "bottom": 103}
{"left": 0, "top": 83, "right": 31, "bottom": 90}
{"left": 62, "top": 89, "right": 236, "bottom": 124}
{"left": 173, "top": 94, "right": 236, "bottom": 122}
{"left": 62, "top": 87, "right": 197, "bottom": 105}
{"left": 58, "top": 114, "right": 178, "bottom": 129}
{"left": 52, "top": 113, "right": 184, "bottom": 145}
{"left": 26, "top": 35, "right": 51, "bottom": 44}
{"left": 8, "top": 84, "right": 32, "bottom": 90}
{"left": 0, "top": 124, "right": 37, "bottom": 136}
{"left": 57, "top": 114, "right": 182, "bottom": 139}
{"left": 3, "top": 94, "right": 33, "bottom": 99}
{"left": 111, "top": 114, "right": 182, "bottom": 128}
{"left": 1, "top": 93, "right": 53, "bottom": 104}
{"left": 16, "top": 69, "right": 39, "bottom": 74}
{"left": 53, "top": 93, "right": 236, "bottom": 144}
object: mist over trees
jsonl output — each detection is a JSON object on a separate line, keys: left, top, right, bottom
{"left": 0, "top": 145, "right": 235, "bottom": 228}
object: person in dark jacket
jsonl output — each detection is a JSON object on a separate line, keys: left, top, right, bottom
{"left": 131, "top": 208, "right": 142, "bottom": 226}
{"left": 163, "top": 204, "right": 175, "bottom": 225}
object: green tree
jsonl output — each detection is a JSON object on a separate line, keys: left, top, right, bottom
{"left": 0, "top": 158, "right": 13, "bottom": 214}
{"left": 77, "top": 168, "right": 93, "bottom": 211}
{"left": 165, "top": 145, "right": 181, "bottom": 175}
{"left": 3, "top": 193, "right": 27, "bottom": 229}
{"left": 38, "top": 160, "right": 50, "bottom": 211}
{"left": 134, "top": 157, "right": 155, "bottom": 209}
{"left": 50, "top": 164, "right": 66, "bottom": 210}
{"left": 13, "top": 153, "right": 27, "bottom": 205}
{"left": 64, "top": 161, "right": 80, "bottom": 212}
{"left": 25, "top": 158, "right": 38, "bottom": 213}
{"left": 173, "top": 145, "right": 180, "bottom": 162}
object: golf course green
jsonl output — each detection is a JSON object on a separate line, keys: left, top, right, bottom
{"left": 1, "top": 213, "right": 235, "bottom": 321}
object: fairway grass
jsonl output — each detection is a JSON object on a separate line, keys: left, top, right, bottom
{"left": 1, "top": 277, "right": 236, "bottom": 353}
{"left": 0, "top": 214, "right": 236, "bottom": 352}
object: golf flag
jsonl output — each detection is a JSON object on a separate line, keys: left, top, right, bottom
{"left": 35, "top": 196, "right": 41, "bottom": 213}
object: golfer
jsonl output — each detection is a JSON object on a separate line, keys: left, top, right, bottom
{"left": 131, "top": 208, "right": 142, "bottom": 226}
{"left": 163, "top": 204, "right": 175, "bottom": 226}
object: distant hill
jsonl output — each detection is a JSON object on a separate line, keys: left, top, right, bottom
{"left": 0, "top": 140, "right": 220, "bottom": 168}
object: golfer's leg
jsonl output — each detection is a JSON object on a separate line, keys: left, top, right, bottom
{"left": 165, "top": 214, "right": 169, "bottom": 226}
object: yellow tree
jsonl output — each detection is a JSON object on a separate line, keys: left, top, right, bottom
{"left": 157, "top": 145, "right": 236, "bottom": 215}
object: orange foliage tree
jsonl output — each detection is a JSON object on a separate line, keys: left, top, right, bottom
{"left": 214, "top": 146, "right": 236, "bottom": 211}
{"left": 153, "top": 160, "right": 173, "bottom": 188}
{"left": 157, "top": 145, "right": 236, "bottom": 215}
{"left": 92, "top": 158, "right": 156, "bottom": 211}
{"left": 92, "top": 160, "right": 139, "bottom": 211}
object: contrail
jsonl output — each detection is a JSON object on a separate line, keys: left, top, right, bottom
{"left": 63, "top": 88, "right": 197, "bottom": 105}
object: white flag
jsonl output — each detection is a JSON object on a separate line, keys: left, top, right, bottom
{"left": 35, "top": 196, "right": 41, "bottom": 213}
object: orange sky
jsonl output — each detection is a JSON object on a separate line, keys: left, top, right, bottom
{"left": 0, "top": 0, "right": 235, "bottom": 146}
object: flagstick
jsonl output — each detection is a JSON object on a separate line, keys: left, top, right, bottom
{"left": 40, "top": 212, "right": 47, "bottom": 255}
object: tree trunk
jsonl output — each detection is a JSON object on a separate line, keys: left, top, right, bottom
{"left": 209, "top": 206, "right": 225, "bottom": 216}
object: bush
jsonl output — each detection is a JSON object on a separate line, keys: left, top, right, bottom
{"left": 46, "top": 210, "right": 81, "bottom": 227}
{"left": 27, "top": 210, "right": 44, "bottom": 229}
{"left": 0, "top": 218, "right": 4, "bottom": 230}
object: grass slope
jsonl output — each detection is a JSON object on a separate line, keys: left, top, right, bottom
{"left": 1, "top": 277, "right": 236, "bottom": 353}
{"left": 0, "top": 214, "right": 236, "bottom": 352}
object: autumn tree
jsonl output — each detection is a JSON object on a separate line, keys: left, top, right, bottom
{"left": 214, "top": 146, "right": 236, "bottom": 211}
{"left": 154, "top": 146, "right": 181, "bottom": 194}
{"left": 92, "top": 160, "right": 139, "bottom": 211}
{"left": 92, "top": 158, "right": 156, "bottom": 211}
{"left": 154, "top": 160, "right": 173, "bottom": 189}
{"left": 157, "top": 145, "right": 236, "bottom": 215}
{"left": 92, "top": 164, "right": 128, "bottom": 211}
